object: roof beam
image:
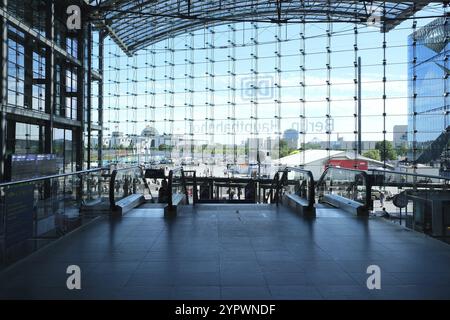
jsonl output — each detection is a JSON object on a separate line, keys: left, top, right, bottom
{"left": 95, "top": 18, "right": 132, "bottom": 56}
{"left": 96, "top": 1, "right": 435, "bottom": 55}
{"left": 383, "top": 1, "right": 432, "bottom": 32}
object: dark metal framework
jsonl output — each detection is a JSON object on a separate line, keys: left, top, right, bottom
{"left": 89, "top": 0, "right": 431, "bottom": 55}
{"left": 0, "top": 0, "right": 104, "bottom": 181}
{"left": 0, "top": 0, "right": 8, "bottom": 180}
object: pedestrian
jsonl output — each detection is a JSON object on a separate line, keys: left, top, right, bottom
{"left": 382, "top": 207, "right": 390, "bottom": 218}
{"left": 158, "top": 179, "right": 169, "bottom": 203}
{"left": 380, "top": 191, "right": 385, "bottom": 208}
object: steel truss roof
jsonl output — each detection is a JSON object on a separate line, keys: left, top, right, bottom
{"left": 89, "top": 1, "right": 432, "bottom": 55}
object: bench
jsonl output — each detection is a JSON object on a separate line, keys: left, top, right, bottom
{"left": 164, "top": 193, "right": 186, "bottom": 216}
{"left": 321, "top": 194, "right": 368, "bottom": 216}
{"left": 283, "top": 193, "right": 315, "bottom": 217}
{"left": 114, "top": 194, "right": 145, "bottom": 216}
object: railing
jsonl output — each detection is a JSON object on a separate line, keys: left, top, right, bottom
{"left": 316, "top": 166, "right": 371, "bottom": 210}
{"left": 283, "top": 167, "right": 315, "bottom": 209}
{"left": 167, "top": 167, "right": 188, "bottom": 210}
{"left": 368, "top": 168, "right": 450, "bottom": 188}
{"left": 0, "top": 168, "right": 108, "bottom": 266}
{"left": 109, "top": 166, "right": 148, "bottom": 209}
{"left": 367, "top": 168, "right": 450, "bottom": 239}
{"left": 184, "top": 176, "right": 259, "bottom": 204}
{"left": 264, "top": 170, "right": 287, "bottom": 204}
{"left": 183, "top": 170, "right": 198, "bottom": 204}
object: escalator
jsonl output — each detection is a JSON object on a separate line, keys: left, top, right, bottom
{"left": 315, "top": 167, "right": 371, "bottom": 216}
{"left": 185, "top": 173, "right": 276, "bottom": 204}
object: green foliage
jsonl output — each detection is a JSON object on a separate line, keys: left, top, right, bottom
{"left": 304, "top": 142, "right": 322, "bottom": 150}
{"left": 375, "top": 140, "right": 397, "bottom": 161}
{"left": 363, "top": 149, "right": 381, "bottom": 161}
{"left": 279, "top": 139, "right": 297, "bottom": 158}
{"left": 396, "top": 144, "right": 408, "bottom": 157}
{"left": 158, "top": 144, "right": 172, "bottom": 151}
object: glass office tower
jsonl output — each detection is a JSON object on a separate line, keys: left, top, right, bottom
{"left": 408, "top": 17, "right": 450, "bottom": 169}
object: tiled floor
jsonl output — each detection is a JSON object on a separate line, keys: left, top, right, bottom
{"left": 1, "top": 204, "right": 450, "bottom": 300}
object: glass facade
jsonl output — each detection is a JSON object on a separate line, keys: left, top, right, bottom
{"left": 100, "top": 8, "right": 449, "bottom": 177}
{"left": 15, "top": 122, "right": 42, "bottom": 155}
{"left": 408, "top": 17, "right": 450, "bottom": 175}
{"left": 408, "top": 17, "right": 450, "bottom": 144}
{"left": 7, "top": 27, "right": 25, "bottom": 108}
{"left": 53, "top": 128, "right": 75, "bottom": 174}
{"left": 0, "top": 0, "right": 102, "bottom": 181}
{"left": 1, "top": 0, "right": 449, "bottom": 180}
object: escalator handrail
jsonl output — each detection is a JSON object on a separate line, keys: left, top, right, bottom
{"left": 284, "top": 167, "right": 315, "bottom": 209}
{"left": 316, "top": 166, "right": 370, "bottom": 210}
{"left": 109, "top": 165, "right": 145, "bottom": 208}
{"left": 369, "top": 168, "right": 450, "bottom": 182}
{"left": 181, "top": 170, "right": 198, "bottom": 204}
{"left": 0, "top": 167, "right": 106, "bottom": 188}
{"left": 268, "top": 171, "right": 280, "bottom": 203}
{"left": 167, "top": 166, "right": 185, "bottom": 209}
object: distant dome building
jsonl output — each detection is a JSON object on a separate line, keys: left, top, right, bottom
{"left": 283, "top": 129, "right": 299, "bottom": 149}
{"left": 140, "top": 126, "right": 160, "bottom": 148}
{"left": 141, "top": 126, "right": 159, "bottom": 137}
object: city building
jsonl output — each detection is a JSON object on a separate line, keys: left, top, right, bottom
{"left": 109, "top": 131, "right": 130, "bottom": 149}
{"left": 274, "top": 149, "right": 393, "bottom": 179}
{"left": 408, "top": 17, "right": 450, "bottom": 162}
{"left": 283, "top": 129, "right": 299, "bottom": 149}
{"left": 393, "top": 125, "right": 408, "bottom": 147}
{"left": 322, "top": 138, "right": 378, "bottom": 152}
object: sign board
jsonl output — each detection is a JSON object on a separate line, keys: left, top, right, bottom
{"left": 7, "top": 154, "right": 59, "bottom": 181}
{"left": 326, "top": 159, "right": 369, "bottom": 171}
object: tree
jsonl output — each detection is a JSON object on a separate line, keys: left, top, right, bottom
{"left": 158, "top": 144, "right": 172, "bottom": 151}
{"left": 375, "top": 140, "right": 397, "bottom": 161}
{"left": 363, "top": 149, "right": 381, "bottom": 161}
{"left": 396, "top": 144, "right": 408, "bottom": 157}
{"left": 244, "top": 141, "right": 249, "bottom": 157}
{"left": 304, "top": 142, "right": 321, "bottom": 150}
{"left": 201, "top": 144, "right": 208, "bottom": 161}
{"left": 279, "top": 139, "right": 292, "bottom": 158}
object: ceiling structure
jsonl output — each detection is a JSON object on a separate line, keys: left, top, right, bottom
{"left": 88, "top": 1, "right": 433, "bottom": 56}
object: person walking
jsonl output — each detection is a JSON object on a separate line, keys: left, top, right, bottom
{"left": 380, "top": 191, "right": 385, "bottom": 208}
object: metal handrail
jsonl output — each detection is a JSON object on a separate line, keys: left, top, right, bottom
{"left": 369, "top": 168, "right": 450, "bottom": 182}
{"left": 316, "top": 166, "right": 371, "bottom": 210}
{"left": 0, "top": 167, "right": 106, "bottom": 188}
{"left": 284, "top": 167, "right": 315, "bottom": 209}
{"left": 272, "top": 170, "right": 287, "bottom": 205}
{"left": 184, "top": 170, "right": 198, "bottom": 204}
{"left": 110, "top": 165, "right": 144, "bottom": 173}
{"left": 183, "top": 175, "right": 269, "bottom": 203}
{"left": 167, "top": 167, "right": 184, "bottom": 209}
{"left": 109, "top": 165, "right": 145, "bottom": 208}
{"left": 266, "top": 171, "right": 280, "bottom": 203}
